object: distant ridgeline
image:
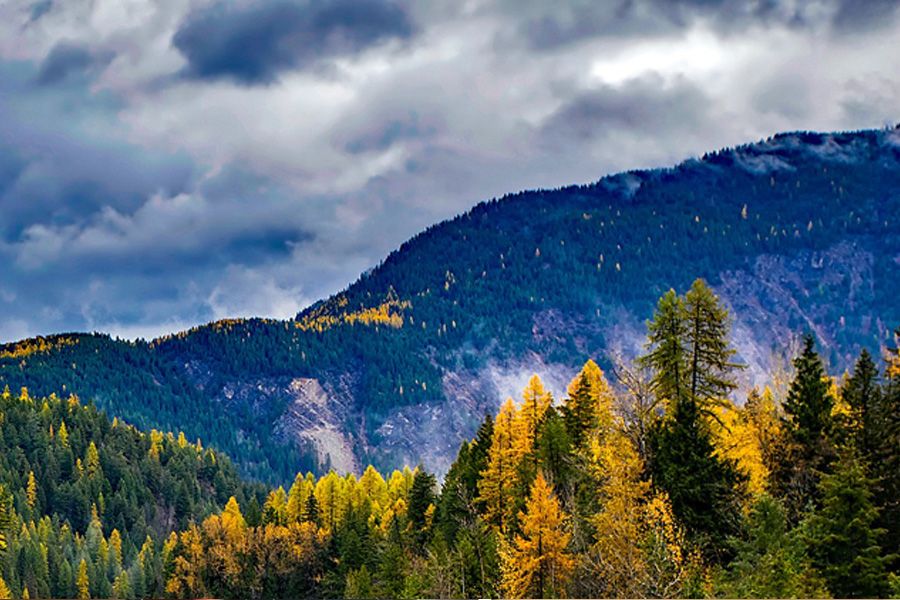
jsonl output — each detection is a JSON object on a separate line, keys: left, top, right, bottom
{"left": 2, "top": 127, "right": 899, "bottom": 483}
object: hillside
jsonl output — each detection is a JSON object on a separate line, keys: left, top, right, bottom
{"left": 2, "top": 127, "right": 899, "bottom": 482}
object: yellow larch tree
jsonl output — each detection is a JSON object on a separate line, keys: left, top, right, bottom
{"left": 25, "top": 471, "right": 37, "bottom": 509}
{"left": 0, "top": 575, "right": 11, "bottom": 600}
{"left": 315, "top": 471, "right": 349, "bottom": 531}
{"left": 478, "top": 397, "right": 520, "bottom": 532}
{"left": 500, "top": 472, "right": 574, "bottom": 598}
{"left": 566, "top": 360, "right": 616, "bottom": 442}
{"left": 76, "top": 558, "right": 90, "bottom": 600}
{"left": 588, "top": 428, "right": 651, "bottom": 596}
{"left": 712, "top": 398, "right": 770, "bottom": 497}
{"left": 286, "top": 472, "right": 313, "bottom": 523}
{"left": 515, "top": 375, "right": 552, "bottom": 462}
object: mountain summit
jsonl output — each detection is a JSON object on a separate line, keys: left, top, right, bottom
{"left": 3, "top": 127, "right": 898, "bottom": 482}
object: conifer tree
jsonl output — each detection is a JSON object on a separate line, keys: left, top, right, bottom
{"left": 803, "top": 454, "right": 892, "bottom": 598}
{"left": 77, "top": 558, "right": 90, "bottom": 600}
{"left": 25, "top": 472, "right": 37, "bottom": 510}
{"left": 718, "top": 495, "right": 826, "bottom": 598}
{"left": 649, "top": 388, "right": 744, "bottom": 557}
{"left": 641, "top": 289, "right": 688, "bottom": 405}
{"left": 479, "top": 398, "right": 519, "bottom": 532}
{"left": 772, "top": 335, "right": 836, "bottom": 518}
{"left": 515, "top": 375, "right": 552, "bottom": 463}
{"left": 684, "top": 279, "right": 742, "bottom": 408}
{"left": 408, "top": 469, "right": 437, "bottom": 551}
{"left": 499, "top": 473, "right": 573, "bottom": 598}
{"left": 0, "top": 575, "right": 10, "bottom": 600}
{"left": 841, "top": 349, "right": 881, "bottom": 457}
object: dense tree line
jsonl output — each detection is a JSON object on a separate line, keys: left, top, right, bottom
{"left": 2, "top": 280, "right": 898, "bottom": 598}
{"left": 3, "top": 129, "right": 899, "bottom": 484}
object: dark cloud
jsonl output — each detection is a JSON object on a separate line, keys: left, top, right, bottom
{"left": 36, "top": 42, "right": 112, "bottom": 85}
{"left": 172, "top": 0, "right": 415, "bottom": 84}
{"left": 541, "top": 76, "right": 709, "bottom": 141}
{"left": 515, "top": 0, "right": 897, "bottom": 51}
{"left": 831, "top": 0, "right": 900, "bottom": 32}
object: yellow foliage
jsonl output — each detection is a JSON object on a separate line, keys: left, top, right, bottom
{"left": 295, "top": 294, "right": 410, "bottom": 332}
{"left": 500, "top": 473, "right": 574, "bottom": 598}
{"left": 76, "top": 558, "right": 90, "bottom": 600}
{"left": 712, "top": 397, "right": 771, "bottom": 497}
{"left": 478, "top": 397, "right": 520, "bottom": 532}
{"left": 0, "top": 336, "right": 77, "bottom": 359}
{"left": 0, "top": 575, "right": 11, "bottom": 600}
{"left": 515, "top": 375, "right": 552, "bottom": 457}
{"left": 26, "top": 471, "right": 37, "bottom": 509}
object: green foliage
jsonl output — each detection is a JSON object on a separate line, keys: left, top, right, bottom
{"left": 716, "top": 495, "right": 827, "bottom": 598}
{"left": 802, "top": 454, "right": 893, "bottom": 598}
{"left": 771, "top": 335, "right": 837, "bottom": 518}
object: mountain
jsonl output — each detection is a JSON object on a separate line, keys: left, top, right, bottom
{"left": 2, "top": 127, "right": 899, "bottom": 482}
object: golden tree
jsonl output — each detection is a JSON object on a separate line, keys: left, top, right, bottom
{"left": 478, "top": 397, "right": 520, "bottom": 531}
{"left": 76, "top": 558, "right": 90, "bottom": 600}
{"left": 500, "top": 473, "right": 574, "bottom": 598}
{"left": 515, "top": 375, "right": 552, "bottom": 461}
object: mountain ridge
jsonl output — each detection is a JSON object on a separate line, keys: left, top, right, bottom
{"left": 3, "top": 126, "right": 899, "bottom": 482}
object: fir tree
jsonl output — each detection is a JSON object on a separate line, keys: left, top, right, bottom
{"left": 408, "top": 469, "right": 437, "bottom": 551}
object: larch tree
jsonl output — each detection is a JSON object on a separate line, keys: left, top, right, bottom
{"left": 683, "top": 279, "right": 742, "bottom": 410}
{"left": 515, "top": 375, "right": 552, "bottom": 463}
{"left": 478, "top": 398, "right": 520, "bottom": 532}
{"left": 77, "top": 558, "right": 90, "bottom": 600}
{"left": 500, "top": 473, "right": 574, "bottom": 599}
{"left": 641, "top": 289, "right": 689, "bottom": 406}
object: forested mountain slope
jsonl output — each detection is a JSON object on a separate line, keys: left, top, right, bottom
{"left": 2, "top": 127, "right": 899, "bottom": 482}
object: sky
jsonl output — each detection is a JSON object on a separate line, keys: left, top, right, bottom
{"left": 0, "top": 0, "right": 898, "bottom": 342}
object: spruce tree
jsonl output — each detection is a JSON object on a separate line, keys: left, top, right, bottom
{"left": 649, "top": 391, "right": 744, "bottom": 557}
{"left": 772, "top": 334, "right": 836, "bottom": 518}
{"left": 841, "top": 348, "right": 881, "bottom": 456}
{"left": 408, "top": 469, "right": 437, "bottom": 551}
{"left": 803, "top": 454, "right": 892, "bottom": 598}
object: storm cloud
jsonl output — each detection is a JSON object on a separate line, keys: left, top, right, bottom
{"left": 173, "top": 0, "right": 416, "bottom": 84}
{"left": 0, "top": 0, "right": 897, "bottom": 342}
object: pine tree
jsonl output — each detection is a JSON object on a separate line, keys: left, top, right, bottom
{"left": 772, "top": 334, "right": 836, "bottom": 518}
{"left": 718, "top": 495, "right": 827, "bottom": 598}
{"left": 803, "top": 454, "right": 892, "bottom": 598}
{"left": 499, "top": 473, "right": 573, "bottom": 598}
{"left": 841, "top": 348, "right": 881, "bottom": 456}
